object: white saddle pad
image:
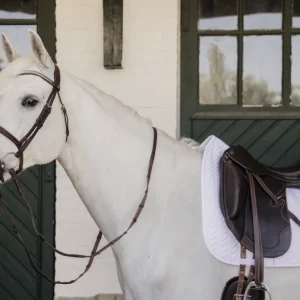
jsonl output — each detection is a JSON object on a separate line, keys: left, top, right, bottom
{"left": 198, "top": 135, "right": 300, "bottom": 267}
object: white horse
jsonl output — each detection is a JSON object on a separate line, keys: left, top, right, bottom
{"left": 0, "top": 30, "right": 299, "bottom": 300}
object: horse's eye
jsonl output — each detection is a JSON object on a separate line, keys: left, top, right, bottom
{"left": 22, "top": 96, "right": 39, "bottom": 107}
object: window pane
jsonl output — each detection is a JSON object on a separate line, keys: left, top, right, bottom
{"left": 293, "top": 1, "right": 300, "bottom": 28}
{"left": 291, "top": 36, "right": 300, "bottom": 105}
{"left": 0, "top": 0, "right": 36, "bottom": 19}
{"left": 198, "top": 0, "right": 237, "bottom": 30}
{"left": 199, "top": 36, "right": 237, "bottom": 105}
{"left": 243, "top": 36, "right": 282, "bottom": 106}
{"left": 244, "top": 0, "right": 282, "bottom": 30}
{"left": 0, "top": 25, "right": 36, "bottom": 71}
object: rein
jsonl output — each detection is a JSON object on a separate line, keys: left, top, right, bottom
{"left": 0, "top": 65, "right": 158, "bottom": 284}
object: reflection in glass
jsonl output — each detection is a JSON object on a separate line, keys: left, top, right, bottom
{"left": 293, "top": 1, "right": 300, "bottom": 28}
{"left": 0, "top": 25, "right": 36, "bottom": 71}
{"left": 291, "top": 36, "right": 300, "bottom": 105}
{"left": 244, "top": 0, "right": 282, "bottom": 30}
{"left": 243, "top": 36, "right": 282, "bottom": 106}
{"left": 0, "top": 0, "right": 36, "bottom": 19}
{"left": 199, "top": 36, "right": 237, "bottom": 105}
{"left": 198, "top": 0, "right": 237, "bottom": 30}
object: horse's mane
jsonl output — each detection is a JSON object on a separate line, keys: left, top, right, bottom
{"left": 180, "top": 137, "right": 200, "bottom": 150}
{"left": 68, "top": 72, "right": 153, "bottom": 127}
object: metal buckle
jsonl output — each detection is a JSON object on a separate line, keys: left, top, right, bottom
{"left": 0, "top": 152, "right": 20, "bottom": 171}
{"left": 243, "top": 281, "right": 272, "bottom": 300}
{"left": 224, "top": 152, "right": 230, "bottom": 162}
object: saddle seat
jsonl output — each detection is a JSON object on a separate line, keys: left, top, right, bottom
{"left": 225, "top": 145, "right": 300, "bottom": 187}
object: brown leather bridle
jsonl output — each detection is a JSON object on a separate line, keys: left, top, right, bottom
{"left": 0, "top": 65, "right": 69, "bottom": 182}
{"left": 0, "top": 65, "right": 158, "bottom": 284}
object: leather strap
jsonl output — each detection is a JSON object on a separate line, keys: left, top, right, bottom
{"left": 0, "top": 127, "right": 158, "bottom": 284}
{"left": 235, "top": 246, "right": 247, "bottom": 300}
{"left": 17, "top": 65, "right": 68, "bottom": 156}
{"left": 235, "top": 169, "right": 300, "bottom": 290}
{"left": 253, "top": 172, "right": 300, "bottom": 227}
{"left": 248, "top": 172, "right": 264, "bottom": 285}
{"left": 0, "top": 64, "right": 158, "bottom": 284}
{"left": 0, "top": 65, "right": 69, "bottom": 182}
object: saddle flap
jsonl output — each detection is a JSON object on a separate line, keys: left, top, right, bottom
{"left": 220, "top": 149, "right": 291, "bottom": 258}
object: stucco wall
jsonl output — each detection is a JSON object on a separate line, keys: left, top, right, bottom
{"left": 55, "top": 0, "right": 180, "bottom": 298}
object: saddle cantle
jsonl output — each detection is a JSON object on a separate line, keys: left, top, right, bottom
{"left": 220, "top": 144, "right": 300, "bottom": 299}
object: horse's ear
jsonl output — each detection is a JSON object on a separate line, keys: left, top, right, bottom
{"left": 28, "top": 29, "right": 53, "bottom": 69}
{"left": 1, "top": 33, "right": 21, "bottom": 63}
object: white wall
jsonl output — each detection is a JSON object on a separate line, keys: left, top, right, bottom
{"left": 55, "top": 0, "right": 180, "bottom": 297}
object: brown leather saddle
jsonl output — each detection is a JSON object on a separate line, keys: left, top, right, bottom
{"left": 220, "top": 144, "right": 300, "bottom": 300}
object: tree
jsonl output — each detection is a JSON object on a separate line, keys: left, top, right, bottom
{"left": 199, "top": 44, "right": 236, "bottom": 105}
{"left": 199, "top": 44, "right": 285, "bottom": 106}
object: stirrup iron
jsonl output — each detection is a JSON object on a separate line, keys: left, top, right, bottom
{"left": 243, "top": 281, "right": 272, "bottom": 300}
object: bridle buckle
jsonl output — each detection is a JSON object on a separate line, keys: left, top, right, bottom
{"left": 0, "top": 152, "right": 21, "bottom": 172}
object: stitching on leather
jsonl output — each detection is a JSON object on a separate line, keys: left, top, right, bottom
{"left": 280, "top": 199, "right": 290, "bottom": 224}
{"left": 275, "top": 181, "right": 285, "bottom": 197}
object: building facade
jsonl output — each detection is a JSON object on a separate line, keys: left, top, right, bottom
{"left": 1, "top": 0, "right": 300, "bottom": 299}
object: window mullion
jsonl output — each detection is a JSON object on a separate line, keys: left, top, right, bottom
{"left": 282, "top": 0, "right": 292, "bottom": 106}
{"left": 0, "top": 19, "right": 37, "bottom": 25}
{"left": 237, "top": 0, "right": 244, "bottom": 106}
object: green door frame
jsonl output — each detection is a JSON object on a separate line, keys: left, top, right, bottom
{"left": 37, "top": 1, "right": 56, "bottom": 298}
{"left": 180, "top": 0, "right": 300, "bottom": 139}
{"left": 0, "top": 1, "right": 56, "bottom": 299}
{"left": 180, "top": 0, "right": 300, "bottom": 168}
{"left": 180, "top": 0, "right": 199, "bottom": 138}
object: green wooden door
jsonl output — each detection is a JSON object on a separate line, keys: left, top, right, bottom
{"left": 181, "top": 0, "right": 300, "bottom": 167}
{"left": 0, "top": 1, "right": 56, "bottom": 299}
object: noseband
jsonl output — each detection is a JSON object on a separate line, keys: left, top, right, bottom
{"left": 0, "top": 65, "right": 69, "bottom": 182}
{"left": 0, "top": 65, "right": 158, "bottom": 284}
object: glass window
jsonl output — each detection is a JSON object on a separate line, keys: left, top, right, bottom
{"left": 198, "top": 0, "right": 238, "bottom": 30}
{"left": 293, "top": 0, "right": 300, "bottom": 28}
{"left": 291, "top": 35, "right": 300, "bottom": 105}
{"left": 0, "top": 25, "right": 36, "bottom": 71}
{"left": 0, "top": 0, "right": 36, "bottom": 19}
{"left": 244, "top": 0, "right": 282, "bottom": 30}
{"left": 199, "top": 36, "right": 237, "bottom": 104}
{"left": 198, "top": 0, "right": 298, "bottom": 108}
{"left": 243, "top": 36, "right": 282, "bottom": 106}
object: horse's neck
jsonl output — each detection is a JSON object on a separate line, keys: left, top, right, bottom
{"left": 57, "top": 72, "right": 158, "bottom": 239}
{"left": 57, "top": 71, "right": 202, "bottom": 266}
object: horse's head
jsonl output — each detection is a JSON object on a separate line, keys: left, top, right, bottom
{"left": 0, "top": 30, "right": 67, "bottom": 182}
